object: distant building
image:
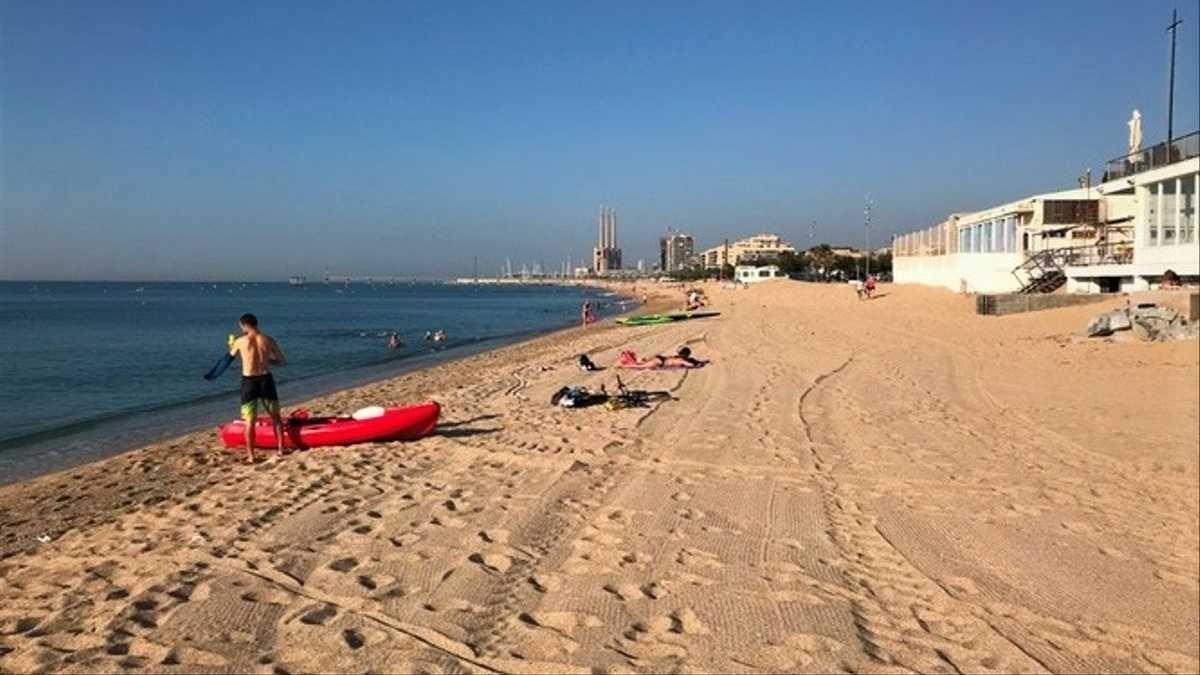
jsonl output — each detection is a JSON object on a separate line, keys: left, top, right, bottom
{"left": 659, "top": 229, "right": 695, "bottom": 273}
{"left": 892, "top": 131, "right": 1198, "bottom": 293}
{"left": 827, "top": 246, "right": 866, "bottom": 259}
{"left": 592, "top": 206, "right": 623, "bottom": 275}
{"left": 701, "top": 233, "right": 795, "bottom": 269}
{"left": 735, "top": 264, "right": 785, "bottom": 284}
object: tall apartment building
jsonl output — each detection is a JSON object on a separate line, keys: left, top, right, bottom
{"left": 659, "top": 229, "right": 695, "bottom": 273}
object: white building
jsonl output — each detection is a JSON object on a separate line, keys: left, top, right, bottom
{"left": 893, "top": 132, "right": 1198, "bottom": 294}
{"left": 1065, "top": 140, "right": 1199, "bottom": 292}
{"left": 735, "top": 264, "right": 785, "bottom": 284}
{"left": 701, "top": 234, "right": 795, "bottom": 269}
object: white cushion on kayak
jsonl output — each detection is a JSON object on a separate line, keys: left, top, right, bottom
{"left": 352, "top": 406, "right": 386, "bottom": 420}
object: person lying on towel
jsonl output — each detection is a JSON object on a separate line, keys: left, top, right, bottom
{"left": 618, "top": 346, "right": 707, "bottom": 370}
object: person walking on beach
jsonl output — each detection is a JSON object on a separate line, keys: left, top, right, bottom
{"left": 229, "top": 313, "right": 287, "bottom": 463}
{"left": 581, "top": 300, "right": 597, "bottom": 328}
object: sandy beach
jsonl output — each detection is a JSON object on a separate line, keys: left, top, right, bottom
{"left": 0, "top": 281, "right": 1197, "bottom": 674}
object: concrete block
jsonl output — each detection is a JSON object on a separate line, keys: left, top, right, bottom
{"left": 976, "top": 292, "right": 1112, "bottom": 316}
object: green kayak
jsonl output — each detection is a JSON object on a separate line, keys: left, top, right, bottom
{"left": 617, "top": 311, "right": 720, "bottom": 326}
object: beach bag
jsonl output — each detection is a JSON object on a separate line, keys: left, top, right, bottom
{"left": 552, "top": 386, "right": 591, "bottom": 407}
{"left": 551, "top": 386, "right": 608, "bottom": 409}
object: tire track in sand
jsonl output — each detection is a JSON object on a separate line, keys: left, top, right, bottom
{"left": 798, "top": 356, "right": 1051, "bottom": 674}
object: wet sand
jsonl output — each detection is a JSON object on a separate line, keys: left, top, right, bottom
{"left": 1, "top": 281, "right": 1197, "bottom": 674}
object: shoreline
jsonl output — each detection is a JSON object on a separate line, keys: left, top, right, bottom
{"left": 0, "top": 285, "right": 642, "bottom": 486}
{"left": 0, "top": 284, "right": 677, "bottom": 558}
{"left": 1, "top": 280, "right": 1194, "bottom": 674}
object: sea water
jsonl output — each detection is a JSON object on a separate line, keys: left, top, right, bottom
{"left": 0, "top": 281, "right": 623, "bottom": 483}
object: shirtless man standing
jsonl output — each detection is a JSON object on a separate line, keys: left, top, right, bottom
{"left": 229, "top": 313, "right": 287, "bottom": 462}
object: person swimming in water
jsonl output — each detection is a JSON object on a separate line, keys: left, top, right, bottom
{"left": 387, "top": 332, "right": 402, "bottom": 350}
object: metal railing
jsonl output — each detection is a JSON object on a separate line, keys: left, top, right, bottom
{"left": 1104, "top": 131, "right": 1198, "bottom": 181}
{"left": 1042, "top": 243, "right": 1135, "bottom": 267}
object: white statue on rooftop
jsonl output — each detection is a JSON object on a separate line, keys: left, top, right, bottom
{"left": 1128, "top": 109, "right": 1143, "bottom": 157}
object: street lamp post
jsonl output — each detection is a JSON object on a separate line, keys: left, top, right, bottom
{"left": 864, "top": 198, "right": 874, "bottom": 280}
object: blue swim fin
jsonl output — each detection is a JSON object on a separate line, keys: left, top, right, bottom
{"left": 204, "top": 353, "right": 235, "bottom": 381}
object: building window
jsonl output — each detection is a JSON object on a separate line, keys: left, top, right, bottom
{"left": 1182, "top": 173, "right": 1198, "bottom": 244}
{"left": 1162, "top": 179, "right": 1178, "bottom": 245}
{"left": 1006, "top": 217, "right": 1017, "bottom": 253}
{"left": 1148, "top": 183, "right": 1159, "bottom": 246}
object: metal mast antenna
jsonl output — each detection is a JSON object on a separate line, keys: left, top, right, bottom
{"left": 1167, "top": 8, "right": 1183, "bottom": 144}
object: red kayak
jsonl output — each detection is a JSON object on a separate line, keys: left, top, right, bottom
{"left": 219, "top": 402, "right": 440, "bottom": 450}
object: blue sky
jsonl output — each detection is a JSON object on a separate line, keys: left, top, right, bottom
{"left": 2, "top": 0, "right": 1197, "bottom": 280}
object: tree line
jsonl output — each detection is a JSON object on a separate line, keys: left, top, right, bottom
{"left": 669, "top": 246, "right": 892, "bottom": 281}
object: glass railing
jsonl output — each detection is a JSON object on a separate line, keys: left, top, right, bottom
{"left": 1104, "top": 131, "right": 1198, "bottom": 181}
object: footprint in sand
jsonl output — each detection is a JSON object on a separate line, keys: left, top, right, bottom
{"left": 298, "top": 604, "right": 338, "bottom": 626}
{"left": 941, "top": 576, "right": 980, "bottom": 597}
{"left": 1154, "top": 568, "right": 1200, "bottom": 591}
{"left": 422, "top": 598, "right": 478, "bottom": 614}
{"left": 741, "top": 632, "right": 846, "bottom": 671}
{"left": 327, "top": 557, "right": 359, "bottom": 573}
{"left": 604, "top": 581, "right": 666, "bottom": 601}
{"left": 478, "top": 529, "right": 509, "bottom": 544}
{"left": 579, "top": 527, "right": 623, "bottom": 547}
{"left": 162, "top": 645, "right": 228, "bottom": 668}
{"left": 342, "top": 629, "right": 365, "bottom": 650}
{"left": 389, "top": 532, "right": 422, "bottom": 547}
{"left": 1060, "top": 521, "right": 1096, "bottom": 535}
{"left": 767, "top": 589, "right": 825, "bottom": 605}
{"left": 660, "top": 572, "right": 715, "bottom": 590}
{"left": 528, "top": 574, "right": 561, "bottom": 593}
{"left": 519, "top": 611, "right": 602, "bottom": 634}
{"left": 513, "top": 614, "right": 585, "bottom": 658}
{"left": 772, "top": 537, "right": 804, "bottom": 552}
{"left": 357, "top": 572, "right": 397, "bottom": 592}
{"left": 468, "top": 551, "right": 513, "bottom": 573}
{"left": 676, "top": 547, "right": 724, "bottom": 570}
{"left": 616, "top": 608, "right": 709, "bottom": 661}
{"left": 1097, "top": 546, "right": 1129, "bottom": 560}
{"left": 596, "top": 508, "right": 632, "bottom": 530}
{"left": 430, "top": 515, "right": 467, "bottom": 529}
{"left": 241, "top": 587, "right": 292, "bottom": 606}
